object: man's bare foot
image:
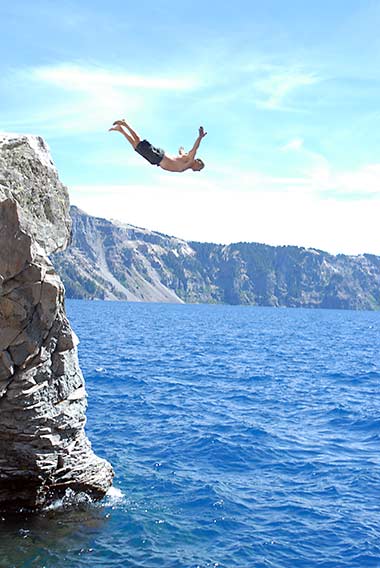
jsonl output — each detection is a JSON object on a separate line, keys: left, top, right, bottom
{"left": 113, "top": 119, "right": 127, "bottom": 127}
{"left": 108, "top": 124, "right": 124, "bottom": 133}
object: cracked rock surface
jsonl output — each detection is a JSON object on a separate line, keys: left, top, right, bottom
{"left": 0, "top": 134, "right": 113, "bottom": 511}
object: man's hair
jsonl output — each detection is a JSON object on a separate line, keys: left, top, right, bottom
{"left": 196, "top": 158, "right": 205, "bottom": 170}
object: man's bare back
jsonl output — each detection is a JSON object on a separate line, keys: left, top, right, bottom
{"left": 109, "top": 120, "right": 207, "bottom": 173}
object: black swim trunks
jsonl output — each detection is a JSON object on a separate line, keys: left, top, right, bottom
{"left": 135, "top": 139, "right": 165, "bottom": 166}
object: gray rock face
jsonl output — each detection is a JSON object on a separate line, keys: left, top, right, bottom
{"left": 54, "top": 206, "right": 188, "bottom": 302}
{"left": 0, "top": 135, "right": 113, "bottom": 511}
{"left": 0, "top": 134, "right": 70, "bottom": 255}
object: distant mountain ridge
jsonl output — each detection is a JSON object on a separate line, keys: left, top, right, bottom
{"left": 52, "top": 206, "right": 380, "bottom": 310}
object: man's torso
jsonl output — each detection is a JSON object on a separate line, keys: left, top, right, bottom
{"left": 159, "top": 154, "right": 192, "bottom": 172}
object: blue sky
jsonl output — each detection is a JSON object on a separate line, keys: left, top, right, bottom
{"left": 1, "top": 0, "right": 380, "bottom": 254}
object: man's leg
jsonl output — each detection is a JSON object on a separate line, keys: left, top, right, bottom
{"left": 113, "top": 119, "right": 141, "bottom": 147}
{"left": 109, "top": 123, "right": 140, "bottom": 149}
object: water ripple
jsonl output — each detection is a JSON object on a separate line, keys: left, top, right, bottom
{"left": 1, "top": 302, "right": 379, "bottom": 567}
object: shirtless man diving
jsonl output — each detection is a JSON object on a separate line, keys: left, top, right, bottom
{"left": 109, "top": 119, "right": 207, "bottom": 172}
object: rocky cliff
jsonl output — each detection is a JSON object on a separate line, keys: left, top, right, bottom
{"left": 54, "top": 206, "right": 189, "bottom": 302}
{"left": 53, "top": 207, "right": 380, "bottom": 310}
{"left": 0, "top": 134, "right": 113, "bottom": 511}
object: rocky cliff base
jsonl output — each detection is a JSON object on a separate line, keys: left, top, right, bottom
{"left": 0, "top": 135, "right": 113, "bottom": 511}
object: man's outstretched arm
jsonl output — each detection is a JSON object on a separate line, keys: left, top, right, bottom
{"left": 187, "top": 126, "right": 207, "bottom": 161}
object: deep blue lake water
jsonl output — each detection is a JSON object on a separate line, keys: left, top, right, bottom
{"left": 1, "top": 301, "right": 379, "bottom": 567}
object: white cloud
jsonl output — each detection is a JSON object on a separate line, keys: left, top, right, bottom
{"left": 198, "top": 63, "right": 322, "bottom": 113}
{"left": 320, "top": 163, "right": 380, "bottom": 198}
{"left": 32, "top": 63, "right": 200, "bottom": 92}
{"left": 253, "top": 68, "right": 321, "bottom": 110}
{"left": 69, "top": 155, "right": 380, "bottom": 256}
{"left": 16, "top": 63, "right": 201, "bottom": 135}
{"left": 308, "top": 153, "right": 378, "bottom": 198}
{"left": 281, "top": 138, "right": 304, "bottom": 151}
{"left": 278, "top": 139, "right": 380, "bottom": 199}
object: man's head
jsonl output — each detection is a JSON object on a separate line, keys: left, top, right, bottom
{"left": 191, "top": 158, "right": 205, "bottom": 171}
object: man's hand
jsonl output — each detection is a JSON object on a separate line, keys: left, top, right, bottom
{"left": 199, "top": 126, "right": 207, "bottom": 139}
{"left": 187, "top": 127, "right": 207, "bottom": 161}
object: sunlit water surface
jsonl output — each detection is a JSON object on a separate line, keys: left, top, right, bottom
{"left": 1, "top": 301, "right": 379, "bottom": 567}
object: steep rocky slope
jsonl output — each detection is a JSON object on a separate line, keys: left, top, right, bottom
{"left": 53, "top": 206, "right": 192, "bottom": 302}
{"left": 53, "top": 207, "right": 380, "bottom": 310}
{"left": 0, "top": 134, "right": 113, "bottom": 511}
